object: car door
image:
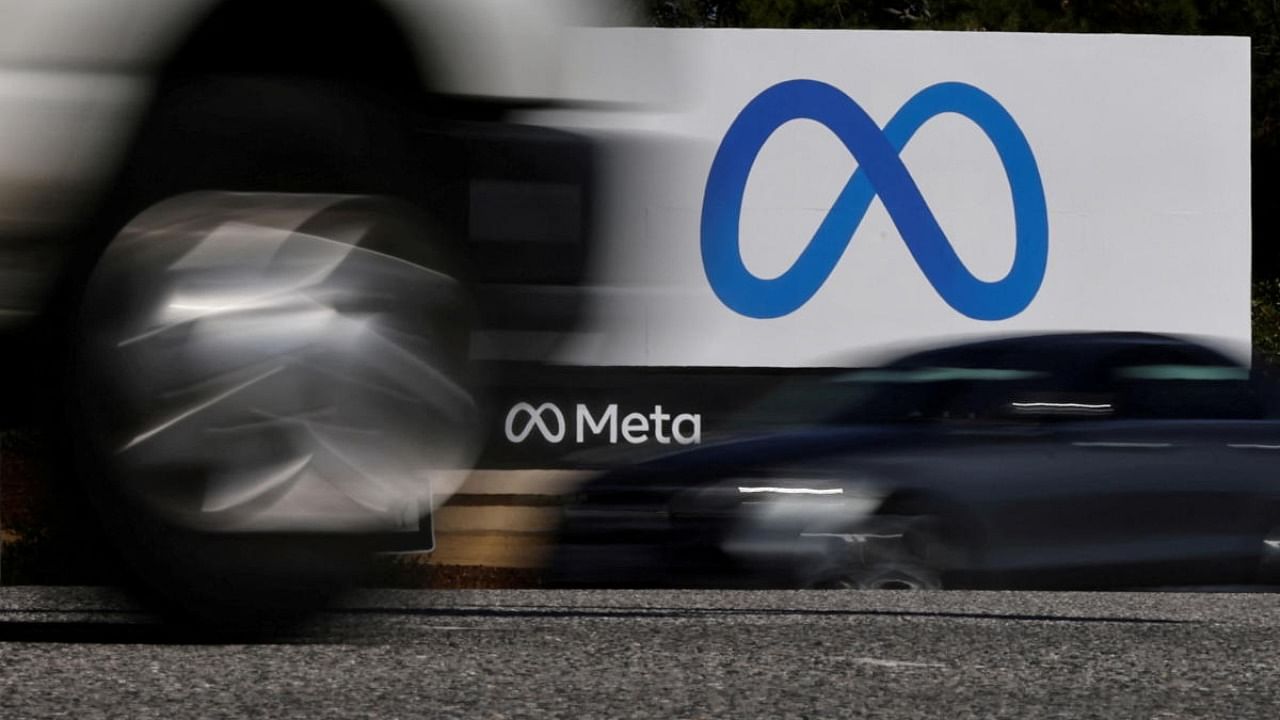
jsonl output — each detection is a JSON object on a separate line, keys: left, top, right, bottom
{"left": 961, "top": 357, "right": 1267, "bottom": 586}
{"left": 1052, "top": 363, "right": 1270, "bottom": 584}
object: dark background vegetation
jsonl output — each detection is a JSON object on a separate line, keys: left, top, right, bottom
{"left": 636, "top": 0, "right": 1280, "bottom": 358}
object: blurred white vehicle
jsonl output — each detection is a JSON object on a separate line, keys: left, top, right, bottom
{"left": 0, "top": 0, "right": 627, "bottom": 626}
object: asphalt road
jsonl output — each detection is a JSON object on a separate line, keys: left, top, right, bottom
{"left": 2, "top": 587, "right": 1279, "bottom": 719}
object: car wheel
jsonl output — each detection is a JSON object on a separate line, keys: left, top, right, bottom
{"left": 822, "top": 563, "right": 942, "bottom": 590}
{"left": 1259, "top": 522, "right": 1280, "bottom": 585}
{"left": 65, "top": 78, "right": 477, "bottom": 630}
{"left": 812, "top": 513, "right": 959, "bottom": 591}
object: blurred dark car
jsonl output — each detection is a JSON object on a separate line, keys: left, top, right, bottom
{"left": 551, "top": 332, "right": 1280, "bottom": 590}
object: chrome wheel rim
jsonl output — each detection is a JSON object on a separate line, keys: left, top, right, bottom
{"left": 79, "top": 192, "right": 478, "bottom": 533}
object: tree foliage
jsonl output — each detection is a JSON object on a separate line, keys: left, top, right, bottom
{"left": 640, "top": 0, "right": 1220, "bottom": 31}
{"left": 1255, "top": 279, "right": 1280, "bottom": 366}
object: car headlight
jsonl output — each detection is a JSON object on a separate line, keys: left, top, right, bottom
{"left": 736, "top": 485, "right": 846, "bottom": 496}
{"left": 727, "top": 477, "right": 887, "bottom": 522}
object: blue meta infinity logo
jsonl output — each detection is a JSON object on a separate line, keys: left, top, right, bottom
{"left": 701, "top": 79, "right": 1048, "bottom": 321}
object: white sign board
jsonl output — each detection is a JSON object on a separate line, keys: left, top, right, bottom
{"left": 531, "top": 29, "right": 1250, "bottom": 367}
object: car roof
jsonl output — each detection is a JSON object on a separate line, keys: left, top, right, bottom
{"left": 885, "top": 332, "right": 1239, "bottom": 376}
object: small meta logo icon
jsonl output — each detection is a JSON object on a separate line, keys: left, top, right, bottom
{"left": 504, "top": 402, "right": 701, "bottom": 446}
{"left": 504, "top": 402, "right": 567, "bottom": 443}
{"left": 701, "top": 79, "right": 1049, "bottom": 321}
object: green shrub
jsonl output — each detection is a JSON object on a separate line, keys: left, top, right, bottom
{"left": 1255, "top": 280, "right": 1280, "bottom": 367}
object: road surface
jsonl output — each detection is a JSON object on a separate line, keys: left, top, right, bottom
{"left": 2, "top": 586, "right": 1278, "bottom": 718}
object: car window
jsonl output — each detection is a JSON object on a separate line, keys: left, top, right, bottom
{"left": 725, "top": 346, "right": 1269, "bottom": 430}
{"left": 1115, "top": 364, "right": 1249, "bottom": 381}
{"left": 724, "top": 367, "right": 1052, "bottom": 429}
{"left": 1109, "top": 363, "right": 1264, "bottom": 420}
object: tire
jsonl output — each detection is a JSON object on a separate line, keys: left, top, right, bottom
{"left": 1258, "top": 523, "right": 1280, "bottom": 585}
{"left": 820, "top": 563, "right": 942, "bottom": 591}
{"left": 811, "top": 513, "right": 961, "bottom": 591}
{"left": 67, "top": 78, "right": 476, "bottom": 630}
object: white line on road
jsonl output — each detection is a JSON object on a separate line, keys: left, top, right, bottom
{"left": 845, "top": 657, "right": 947, "bottom": 669}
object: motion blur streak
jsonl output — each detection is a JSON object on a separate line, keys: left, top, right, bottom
{"left": 79, "top": 192, "right": 479, "bottom": 533}
{"left": 737, "top": 487, "right": 845, "bottom": 495}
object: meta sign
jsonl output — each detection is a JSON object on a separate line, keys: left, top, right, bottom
{"left": 545, "top": 30, "right": 1251, "bottom": 368}
{"left": 491, "top": 30, "right": 1249, "bottom": 466}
